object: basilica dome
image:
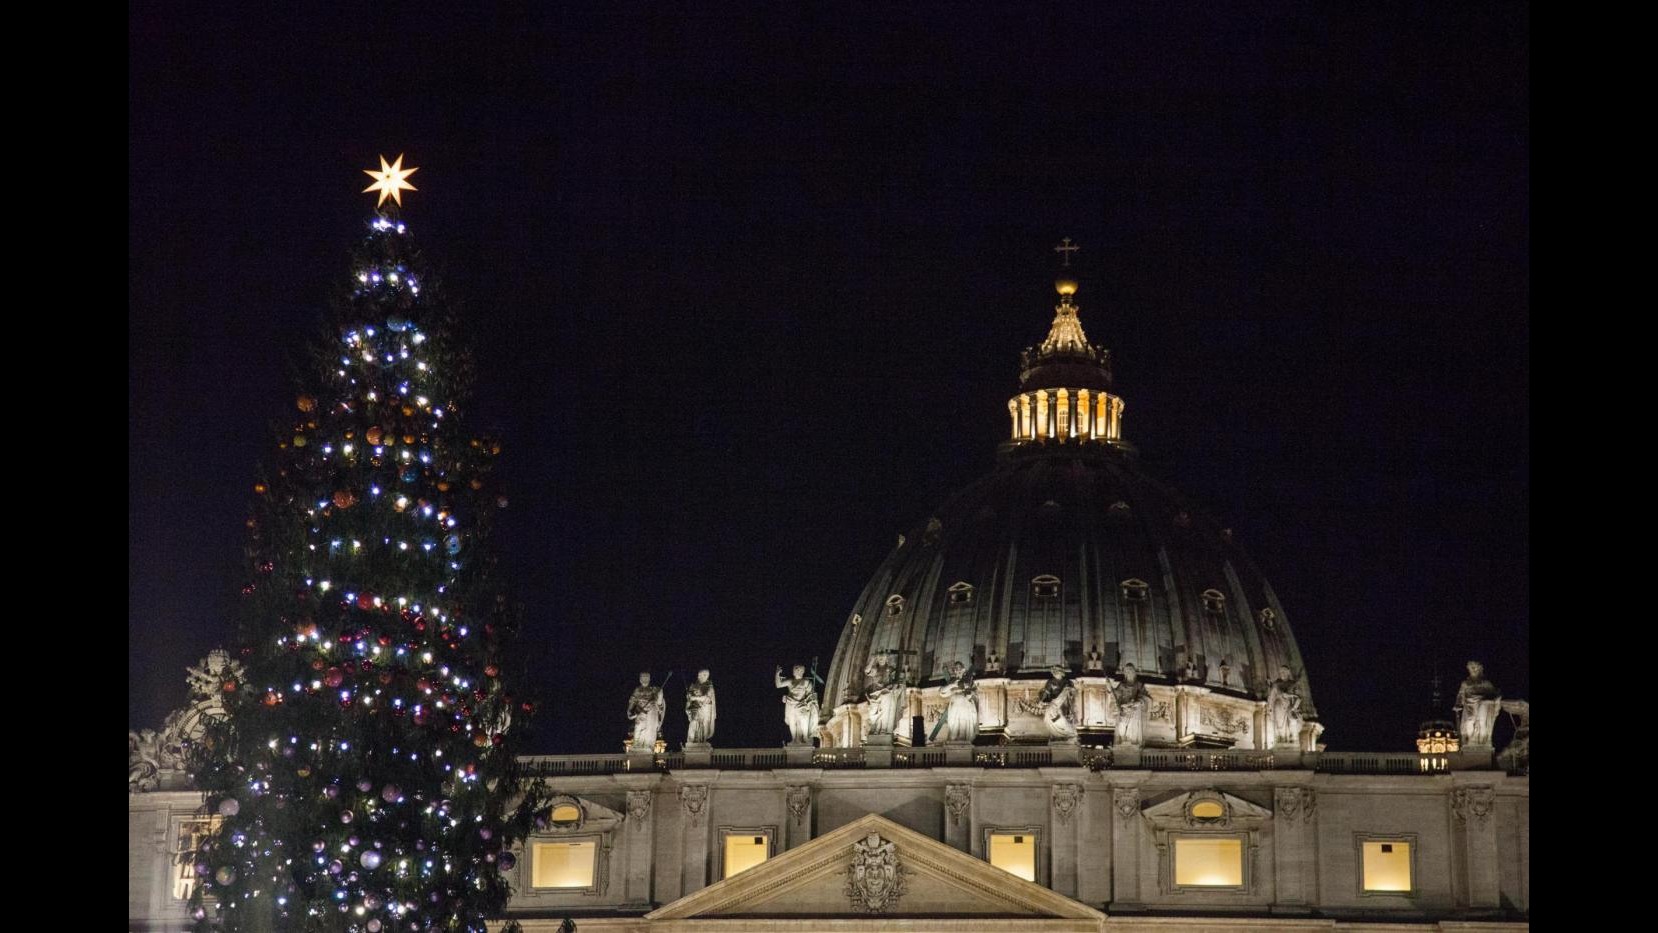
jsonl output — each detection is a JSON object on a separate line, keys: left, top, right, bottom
{"left": 821, "top": 275, "right": 1317, "bottom": 738}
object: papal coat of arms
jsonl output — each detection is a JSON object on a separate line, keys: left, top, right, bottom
{"left": 844, "top": 832, "right": 907, "bottom": 912}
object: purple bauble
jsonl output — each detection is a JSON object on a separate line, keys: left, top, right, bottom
{"left": 361, "top": 850, "right": 383, "bottom": 870}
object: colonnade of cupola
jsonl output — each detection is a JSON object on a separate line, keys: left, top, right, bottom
{"left": 1007, "top": 387, "right": 1124, "bottom": 443}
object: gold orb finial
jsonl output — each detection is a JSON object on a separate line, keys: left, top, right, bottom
{"left": 1055, "top": 276, "right": 1079, "bottom": 297}
{"left": 363, "top": 153, "right": 419, "bottom": 207}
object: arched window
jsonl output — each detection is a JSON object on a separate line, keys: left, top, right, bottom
{"left": 1032, "top": 575, "right": 1061, "bottom": 600}
{"left": 1121, "top": 579, "right": 1150, "bottom": 602}
{"left": 947, "top": 581, "right": 975, "bottom": 605}
{"left": 886, "top": 595, "right": 905, "bottom": 617}
{"left": 1201, "top": 589, "right": 1227, "bottom": 614}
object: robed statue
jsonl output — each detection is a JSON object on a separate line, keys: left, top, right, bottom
{"left": 776, "top": 663, "right": 821, "bottom": 745}
{"left": 1105, "top": 663, "right": 1151, "bottom": 747}
{"left": 862, "top": 654, "right": 907, "bottom": 739}
{"left": 1454, "top": 660, "right": 1502, "bottom": 747}
{"left": 935, "top": 661, "right": 979, "bottom": 742}
{"left": 684, "top": 668, "right": 717, "bottom": 746}
{"left": 1027, "top": 666, "right": 1079, "bottom": 741}
{"left": 627, "top": 672, "right": 666, "bottom": 752}
{"left": 1266, "top": 665, "right": 1304, "bottom": 749}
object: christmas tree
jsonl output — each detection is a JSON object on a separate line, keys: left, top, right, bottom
{"left": 189, "top": 157, "right": 541, "bottom": 932}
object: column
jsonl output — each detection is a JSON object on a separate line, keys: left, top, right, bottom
{"left": 785, "top": 784, "right": 814, "bottom": 851}
{"left": 678, "top": 784, "right": 711, "bottom": 896}
{"left": 944, "top": 783, "right": 972, "bottom": 853}
{"left": 624, "top": 788, "right": 656, "bottom": 907}
{"left": 1050, "top": 781, "right": 1082, "bottom": 898}
{"left": 1271, "top": 785, "right": 1315, "bottom": 912}
{"left": 1453, "top": 784, "right": 1500, "bottom": 909}
{"left": 1110, "top": 785, "right": 1143, "bottom": 908}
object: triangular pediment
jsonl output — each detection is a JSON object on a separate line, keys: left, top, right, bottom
{"left": 645, "top": 813, "right": 1103, "bottom": 924}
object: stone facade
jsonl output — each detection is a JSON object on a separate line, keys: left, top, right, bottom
{"left": 129, "top": 756, "right": 1528, "bottom": 930}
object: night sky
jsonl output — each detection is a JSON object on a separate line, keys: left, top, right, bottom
{"left": 130, "top": 5, "right": 1528, "bottom": 755}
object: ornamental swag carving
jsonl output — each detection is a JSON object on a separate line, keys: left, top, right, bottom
{"left": 1052, "top": 784, "right": 1083, "bottom": 825}
{"left": 627, "top": 790, "right": 652, "bottom": 826}
{"left": 786, "top": 785, "right": 811, "bottom": 827}
{"left": 1452, "top": 786, "right": 1494, "bottom": 827}
{"left": 1275, "top": 786, "right": 1316, "bottom": 823}
{"left": 1114, "top": 787, "right": 1141, "bottom": 820}
{"left": 679, "top": 785, "right": 710, "bottom": 826}
{"left": 945, "top": 784, "right": 971, "bottom": 827}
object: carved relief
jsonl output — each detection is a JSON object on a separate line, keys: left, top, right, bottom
{"left": 1114, "top": 787, "right": 1141, "bottom": 820}
{"left": 626, "top": 789, "right": 653, "bottom": 826}
{"left": 1452, "top": 786, "right": 1494, "bottom": 828}
{"left": 1151, "top": 701, "right": 1171, "bottom": 722}
{"left": 786, "top": 785, "right": 811, "bottom": 827}
{"left": 679, "top": 784, "right": 710, "bottom": 826}
{"left": 845, "top": 832, "right": 908, "bottom": 913}
{"left": 1275, "top": 786, "right": 1316, "bottom": 823}
{"left": 1052, "top": 784, "right": 1083, "bottom": 825}
{"left": 945, "top": 784, "right": 971, "bottom": 827}
{"left": 1200, "top": 706, "right": 1250, "bottom": 736}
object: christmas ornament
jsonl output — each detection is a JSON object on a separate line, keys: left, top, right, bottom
{"left": 362, "top": 154, "right": 419, "bottom": 207}
{"left": 217, "top": 798, "right": 240, "bottom": 817}
{"left": 360, "top": 850, "right": 383, "bottom": 870}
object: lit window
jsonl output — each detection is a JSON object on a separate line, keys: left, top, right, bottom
{"left": 172, "top": 815, "right": 223, "bottom": 901}
{"left": 1189, "top": 801, "right": 1225, "bottom": 820}
{"left": 533, "top": 840, "right": 597, "bottom": 890}
{"left": 1173, "top": 836, "right": 1243, "bottom": 887}
{"left": 549, "top": 802, "right": 581, "bottom": 826}
{"left": 1361, "top": 839, "right": 1414, "bottom": 894}
{"left": 723, "top": 832, "right": 771, "bottom": 878}
{"left": 987, "top": 832, "right": 1037, "bottom": 882}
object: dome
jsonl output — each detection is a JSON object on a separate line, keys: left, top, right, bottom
{"left": 819, "top": 262, "right": 1319, "bottom": 749}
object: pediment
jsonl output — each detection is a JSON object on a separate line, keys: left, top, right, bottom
{"left": 646, "top": 813, "right": 1103, "bottom": 923}
{"left": 1141, "top": 787, "right": 1272, "bottom": 829}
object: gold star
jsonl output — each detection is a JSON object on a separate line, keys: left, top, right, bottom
{"left": 362, "top": 154, "right": 419, "bottom": 207}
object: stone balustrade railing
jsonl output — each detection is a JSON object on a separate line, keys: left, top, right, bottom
{"left": 511, "top": 746, "right": 1500, "bottom": 778}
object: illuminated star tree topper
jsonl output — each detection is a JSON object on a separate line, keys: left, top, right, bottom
{"left": 362, "top": 153, "right": 419, "bottom": 207}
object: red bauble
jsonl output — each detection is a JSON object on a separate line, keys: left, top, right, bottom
{"left": 222, "top": 681, "right": 237, "bottom": 693}
{"left": 311, "top": 659, "right": 325, "bottom": 671}
{"left": 356, "top": 593, "right": 374, "bottom": 610}
{"left": 332, "top": 489, "right": 357, "bottom": 509}
{"left": 378, "top": 672, "right": 393, "bottom": 685}
{"left": 324, "top": 667, "right": 344, "bottom": 688}
{"left": 483, "top": 664, "right": 499, "bottom": 678}
{"left": 491, "top": 734, "right": 504, "bottom": 747}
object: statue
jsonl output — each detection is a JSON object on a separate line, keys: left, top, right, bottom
{"left": 1105, "top": 663, "right": 1151, "bottom": 747}
{"left": 129, "top": 648, "right": 241, "bottom": 792}
{"left": 128, "top": 730, "right": 162, "bottom": 793}
{"left": 186, "top": 648, "right": 245, "bottom": 700}
{"left": 1085, "top": 645, "right": 1105, "bottom": 672}
{"left": 1266, "top": 665, "right": 1304, "bottom": 748}
{"left": 934, "top": 661, "right": 979, "bottom": 742}
{"left": 627, "top": 672, "right": 666, "bottom": 752}
{"left": 862, "top": 654, "right": 907, "bottom": 739}
{"left": 1454, "top": 660, "right": 1503, "bottom": 747}
{"left": 776, "top": 663, "right": 821, "bottom": 746}
{"left": 684, "top": 669, "right": 717, "bottom": 746}
{"left": 1025, "top": 666, "right": 1078, "bottom": 741}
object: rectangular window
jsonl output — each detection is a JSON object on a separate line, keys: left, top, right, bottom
{"left": 172, "top": 816, "right": 223, "bottom": 901}
{"left": 723, "top": 833, "right": 770, "bottom": 878}
{"left": 987, "top": 832, "right": 1037, "bottom": 882}
{"left": 1173, "top": 836, "right": 1243, "bottom": 887}
{"left": 1361, "top": 839, "right": 1414, "bottom": 893}
{"left": 532, "top": 840, "right": 597, "bottom": 890}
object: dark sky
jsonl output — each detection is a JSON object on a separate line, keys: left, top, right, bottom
{"left": 130, "top": 4, "right": 1528, "bottom": 754}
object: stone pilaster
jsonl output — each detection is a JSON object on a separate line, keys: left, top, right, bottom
{"left": 1452, "top": 784, "right": 1499, "bottom": 909}
{"left": 1271, "top": 783, "right": 1316, "bottom": 912}
{"left": 784, "top": 784, "right": 814, "bottom": 850}
{"left": 1050, "top": 781, "right": 1083, "bottom": 898}
{"left": 944, "top": 783, "right": 972, "bottom": 853}
{"left": 624, "top": 788, "right": 656, "bottom": 907}
{"left": 678, "top": 784, "right": 711, "bottom": 895}
{"left": 1111, "top": 784, "right": 1144, "bottom": 907}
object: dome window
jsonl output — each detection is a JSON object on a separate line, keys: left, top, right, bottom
{"left": 1258, "top": 608, "right": 1277, "bottom": 632}
{"left": 1202, "top": 589, "right": 1227, "bottom": 614}
{"left": 886, "top": 595, "right": 906, "bottom": 617}
{"left": 947, "top": 582, "right": 975, "bottom": 605}
{"left": 1120, "top": 579, "right": 1150, "bottom": 603}
{"left": 1032, "top": 575, "right": 1061, "bottom": 600}
{"left": 1108, "top": 500, "right": 1131, "bottom": 517}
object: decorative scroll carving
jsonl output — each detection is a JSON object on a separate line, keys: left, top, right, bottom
{"left": 679, "top": 784, "right": 710, "bottom": 826}
{"left": 1151, "top": 701, "right": 1171, "bottom": 722}
{"left": 845, "top": 832, "right": 907, "bottom": 913}
{"left": 945, "top": 784, "right": 971, "bottom": 827}
{"left": 786, "top": 785, "right": 811, "bottom": 827}
{"left": 1452, "top": 786, "right": 1494, "bottom": 828}
{"left": 1052, "top": 783, "right": 1083, "bottom": 825}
